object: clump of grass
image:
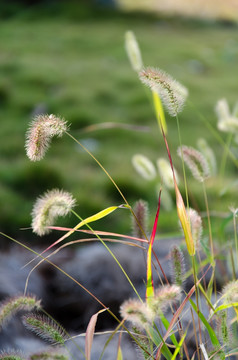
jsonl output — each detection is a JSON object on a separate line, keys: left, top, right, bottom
{"left": 1, "top": 29, "right": 238, "bottom": 360}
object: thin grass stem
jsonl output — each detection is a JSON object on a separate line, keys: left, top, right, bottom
{"left": 219, "top": 133, "right": 233, "bottom": 180}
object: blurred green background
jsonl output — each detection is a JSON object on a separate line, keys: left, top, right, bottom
{"left": 1, "top": 0, "right": 238, "bottom": 244}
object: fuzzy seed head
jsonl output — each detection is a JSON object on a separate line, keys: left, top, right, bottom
{"left": 221, "top": 280, "right": 238, "bottom": 304}
{"left": 31, "top": 189, "right": 76, "bottom": 236}
{"left": 170, "top": 245, "right": 185, "bottom": 287}
{"left": 125, "top": 31, "right": 143, "bottom": 72}
{"left": 215, "top": 98, "right": 238, "bottom": 134}
{"left": 187, "top": 208, "right": 202, "bottom": 250}
{"left": 0, "top": 351, "right": 25, "bottom": 360}
{"left": 157, "top": 157, "right": 179, "bottom": 189}
{"left": 139, "top": 67, "right": 188, "bottom": 117}
{"left": 150, "top": 285, "right": 181, "bottom": 315}
{"left": 22, "top": 314, "right": 67, "bottom": 345}
{"left": 25, "top": 114, "right": 68, "bottom": 161}
{"left": 29, "top": 348, "right": 68, "bottom": 360}
{"left": 132, "top": 154, "right": 156, "bottom": 181}
{"left": 216, "top": 310, "right": 231, "bottom": 347}
{"left": 177, "top": 145, "right": 210, "bottom": 182}
{"left": 0, "top": 295, "right": 41, "bottom": 329}
{"left": 120, "top": 299, "right": 153, "bottom": 328}
{"left": 132, "top": 200, "right": 149, "bottom": 239}
{"left": 197, "top": 138, "right": 217, "bottom": 176}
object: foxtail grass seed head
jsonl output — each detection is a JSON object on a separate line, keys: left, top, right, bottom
{"left": 159, "top": 186, "right": 173, "bottom": 211}
{"left": 215, "top": 98, "right": 230, "bottom": 122}
{"left": 125, "top": 31, "right": 143, "bottom": 72}
{"left": 221, "top": 280, "right": 238, "bottom": 304}
{"left": 150, "top": 285, "right": 181, "bottom": 316}
{"left": 31, "top": 189, "right": 76, "bottom": 236}
{"left": 0, "top": 295, "right": 41, "bottom": 329}
{"left": 26, "top": 114, "right": 68, "bottom": 161}
{"left": 29, "top": 348, "right": 68, "bottom": 360}
{"left": 157, "top": 157, "right": 179, "bottom": 189}
{"left": 187, "top": 208, "right": 202, "bottom": 250}
{"left": 170, "top": 245, "right": 185, "bottom": 287}
{"left": 132, "top": 154, "right": 156, "bottom": 181}
{"left": 215, "top": 98, "right": 238, "bottom": 134}
{"left": 197, "top": 138, "right": 217, "bottom": 176}
{"left": 0, "top": 352, "right": 25, "bottom": 360}
{"left": 132, "top": 199, "right": 149, "bottom": 239}
{"left": 22, "top": 314, "right": 67, "bottom": 345}
{"left": 139, "top": 67, "right": 188, "bottom": 117}
{"left": 216, "top": 311, "right": 231, "bottom": 348}
{"left": 120, "top": 299, "right": 153, "bottom": 328}
{"left": 177, "top": 145, "right": 210, "bottom": 182}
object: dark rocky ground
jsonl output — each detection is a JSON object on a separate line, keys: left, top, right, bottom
{"left": 0, "top": 238, "right": 232, "bottom": 359}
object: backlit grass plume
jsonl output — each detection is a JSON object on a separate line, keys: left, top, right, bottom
{"left": 120, "top": 299, "right": 153, "bottom": 329}
{"left": 22, "top": 314, "right": 68, "bottom": 345}
{"left": 29, "top": 349, "right": 68, "bottom": 360}
{"left": 221, "top": 280, "right": 238, "bottom": 304}
{"left": 177, "top": 145, "right": 210, "bottom": 182}
{"left": 125, "top": 30, "right": 143, "bottom": 73}
{"left": 132, "top": 154, "right": 156, "bottom": 180}
{"left": 139, "top": 67, "right": 188, "bottom": 117}
{"left": 170, "top": 245, "right": 185, "bottom": 287}
{"left": 197, "top": 138, "right": 217, "bottom": 176}
{"left": 186, "top": 208, "right": 203, "bottom": 251}
{"left": 149, "top": 284, "right": 181, "bottom": 316}
{"left": 132, "top": 199, "right": 149, "bottom": 239}
{"left": 215, "top": 98, "right": 238, "bottom": 134}
{"left": 0, "top": 295, "right": 41, "bottom": 329}
{"left": 25, "top": 114, "right": 68, "bottom": 161}
{"left": 0, "top": 352, "right": 25, "bottom": 360}
{"left": 31, "top": 189, "right": 76, "bottom": 236}
{"left": 157, "top": 157, "right": 179, "bottom": 189}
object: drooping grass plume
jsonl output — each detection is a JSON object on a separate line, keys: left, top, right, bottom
{"left": 139, "top": 67, "right": 188, "bottom": 117}
{"left": 221, "top": 280, "right": 238, "bottom": 304}
{"left": 216, "top": 310, "right": 231, "bottom": 348}
{"left": 157, "top": 157, "right": 179, "bottom": 189}
{"left": 0, "top": 351, "right": 25, "bottom": 360}
{"left": 170, "top": 245, "right": 185, "bottom": 287}
{"left": 29, "top": 348, "right": 68, "bottom": 360}
{"left": 120, "top": 299, "right": 153, "bottom": 328}
{"left": 0, "top": 295, "right": 41, "bottom": 329}
{"left": 177, "top": 145, "right": 210, "bottom": 182}
{"left": 215, "top": 98, "right": 238, "bottom": 134}
{"left": 132, "top": 199, "right": 149, "bottom": 239}
{"left": 25, "top": 114, "right": 68, "bottom": 161}
{"left": 132, "top": 154, "right": 156, "bottom": 180}
{"left": 149, "top": 284, "right": 181, "bottom": 317}
{"left": 197, "top": 138, "right": 217, "bottom": 176}
{"left": 186, "top": 208, "right": 203, "bottom": 251}
{"left": 31, "top": 189, "right": 76, "bottom": 236}
{"left": 125, "top": 31, "right": 143, "bottom": 73}
{"left": 22, "top": 314, "right": 68, "bottom": 345}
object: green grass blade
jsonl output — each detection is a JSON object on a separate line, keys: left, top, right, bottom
{"left": 171, "top": 331, "right": 186, "bottom": 360}
{"left": 189, "top": 298, "right": 222, "bottom": 349}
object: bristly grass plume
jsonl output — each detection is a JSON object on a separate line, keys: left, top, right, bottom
{"left": 125, "top": 30, "right": 143, "bottom": 73}
{"left": 25, "top": 114, "right": 68, "bottom": 161}
{"left": 139, "top": 67, "right": 188, "bottom": 117}
{"left": 120, "top": 298, "right": 153, "bottom": 329}
{"left": 132, "top": 154, "right": 157, "bottom": 180}
{"left": 0, "top": 295, "right": 41, "bottom": 329}
{"left": 22, "top": 314, "right": 68, "bottom": 345}
{"left": 177, "top": 145, "right": 210, "bottom": 182}
{"left": 31, "top": 189, "right": 76, "bottom": 236}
